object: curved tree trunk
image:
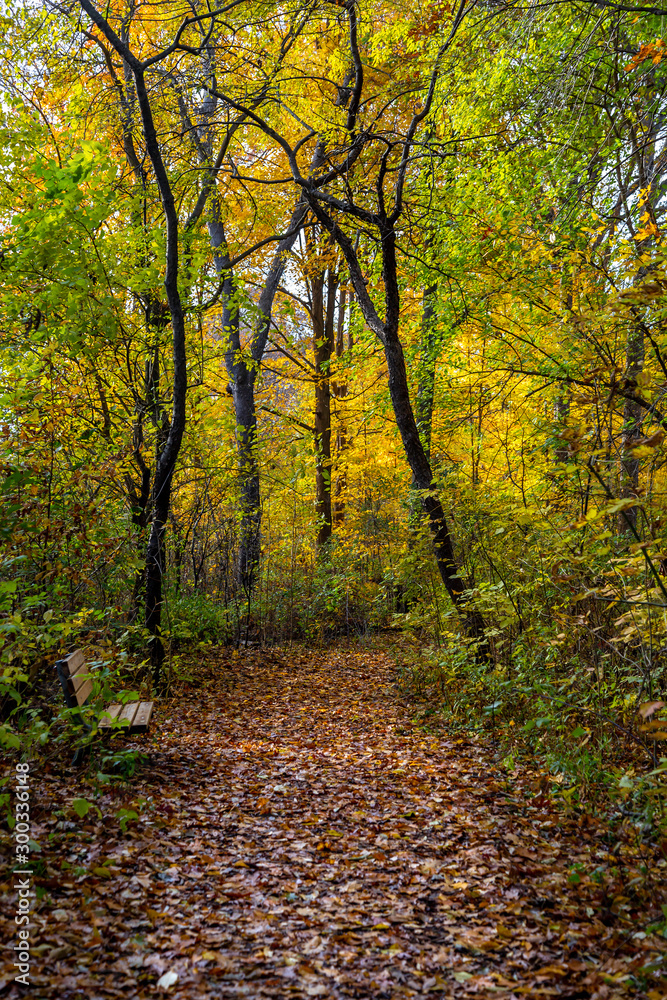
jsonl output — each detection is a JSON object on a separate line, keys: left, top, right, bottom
{"left": 312, "top": 267, "right": 337, "bottom": 548}
{"left": 303, "top": 204, "right": 490, "bottom": 656}
{"left": 77, "top": 2, "right": 190, "bottom": 686}
{"left": 205, "top": 137, "right": 325, "bottom": 589}
{"left": 133, "top": 64, "right": 188, "bottom": 685}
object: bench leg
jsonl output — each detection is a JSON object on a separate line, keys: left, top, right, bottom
{"left": 71, "top": 745, "right": 89, "bottom": 768}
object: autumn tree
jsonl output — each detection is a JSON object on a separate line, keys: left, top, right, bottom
{"left": 209, "top": 0, "right": 494, "bottom": 645}
{"left": 66, "top": 0, "right": 351, "bottom": 667}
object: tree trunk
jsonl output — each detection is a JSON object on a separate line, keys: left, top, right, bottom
{"left": 305, "top": 199, "right": 490, "bottom": 655}
{"left": 312, "top": 268, "right": 336, "bottom": 547}
{"left": 377, "top": 229, "right": 487, "bottom": 649}
{"left": 409, "top": 282, "right": 439, "bottom": 538}
{"left": 415, "top": 282, "right": 438, "bottom": 463}
{"left": 207, "top": 192, "right": 311, "bottom": 591}
{"left": 333, "top": 287, "right": 348, "bottom": 525}
{"left": 233, "top": 342, "right": 262, "bottom": 592}
{"left": 133, "top": 67, "right": 188, "bottom": 686}
{"left": 619, "top": 323, "right": 644, "bottom": 535}
{"left": 77, "top": 4, "right": 190, "bottom": 687}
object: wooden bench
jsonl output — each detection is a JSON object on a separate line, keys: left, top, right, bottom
{"left": 54, "top": 650, "right": 153, "bottom": 763}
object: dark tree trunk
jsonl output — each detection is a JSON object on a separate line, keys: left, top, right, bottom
{"left": 312, "top": 268, "right": 337, "bottom": 547}
{"left": 383, "top": 306, "right": 488, "bottom": 649}
{"left": 409, "top": 282, "right": 439, "bottom": 538}
{"left": 78, "top": 3, "right": 191, "bottom": 687}
{"left": 125, "top": 411, "right": 151, "bottom": 621}
{"left": 231, "top": 321, "right": 262, "bottom": 592}
{"left": 135, "top": 74, "right": 188, "bottom": 683}
{"left": 204, "top": 137, "right": 326, "bottom": 590}
{"left": 415, "top": 282, "right": 438, "bottom": 463}
{"left": 619, "top": 323, "right": 644, "bottom": 535}
{"left": 303, "top": 205, "right": 490, "bottom": 656}
{"left": 333, "top": 287, "right": 348, "bottom": 525}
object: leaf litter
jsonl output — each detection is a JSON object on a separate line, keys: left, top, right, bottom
{"left": 1, "top": 647, "right": 665, "bottom": 998}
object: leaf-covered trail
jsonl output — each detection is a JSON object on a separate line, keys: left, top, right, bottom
{"left": 2, "top": 647, "right": 665, "bottom": 998}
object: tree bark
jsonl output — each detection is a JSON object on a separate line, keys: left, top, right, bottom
{"left": 415, "top": 282, "right": 438, "bottom": 463}
{"left": 333, "top": 287, "right": 348, "bottom": 525}
{"left": 208, "top": 196, "right": 310, "bottom": 590}
{"left": 312, "top": 268, "right": 337, "bottom": 547}
{"left": 619, "top": 323, "right": 644, "bottom": 535}
{"left": 205, "top": 129, "right": 325, "bottom": 588}
{"left": 134, "top": 62, "right": 188, "bottom": 685}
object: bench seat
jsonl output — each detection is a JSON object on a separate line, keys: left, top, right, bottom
{"left": 55, "top": 649, "right": 153, "bottom": 736}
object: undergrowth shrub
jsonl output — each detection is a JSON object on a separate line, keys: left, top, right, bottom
{"left": 165, "top": 593, "right": 234, "bottom": 645}
{"left": 395, "top": 626, "right": 667, "bottom": 832}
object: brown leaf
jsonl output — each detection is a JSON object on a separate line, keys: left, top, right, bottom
{"left": 639, "top": 701, "right": 666, "bottom": 720}
{"left": 639, "top": 719, "right": 667, "bottom": 732}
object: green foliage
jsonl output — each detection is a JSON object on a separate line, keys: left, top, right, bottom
{"left": 116, "top": 807, "right": 139, "bottom": 832}
{"left": 166, "top": 594, "right": 233, "bottom": 645}
{"left": 71, "top": 797, "right": 93, "bottom": 819}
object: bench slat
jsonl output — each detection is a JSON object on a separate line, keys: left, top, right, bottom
{"left": 58, "top": 651, "right": 95, "bottom": 707}
{"left": 61, "top": 650, "right": 86, "bottom": 678}
{"left": 72, "top": 676, "right": 94, "bottom": 707}
{"left": 72, "top": 669, "right": 92, "bottom": 693}
{"left": 99, "top": 704, "right": 123, "bottom": 729}
{"left": 118, "top": 702, "right": 140, "bottom": 728}
{"left": 131, "top": 701, "right": 153, "bottom": 734}
{"left": 70, "top": 662, "right": 91, "bottom": 688}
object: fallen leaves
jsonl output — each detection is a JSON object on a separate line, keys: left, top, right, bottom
{"left": 0, "top": 646, "right": 665, "bottom": 998}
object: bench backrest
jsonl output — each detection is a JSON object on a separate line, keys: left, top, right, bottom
{"left": 54, "top": 649, "right": 94, "bottom": 709}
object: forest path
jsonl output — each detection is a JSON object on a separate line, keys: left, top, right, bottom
{"left": 4, "top": 646, "right": 664, "bottom": 999}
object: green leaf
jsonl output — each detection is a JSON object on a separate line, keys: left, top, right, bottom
{"left": 117, "top": 807, "right": 138, "bottom": 832}
{"left": 0, "top": 725, "right": 20, "bottom": 749}
{"left": 72, "top": 798, "right": 91, "bottom": 819}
